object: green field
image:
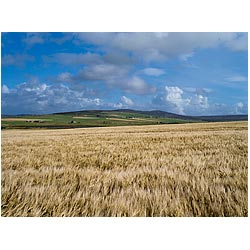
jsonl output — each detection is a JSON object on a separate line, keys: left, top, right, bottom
{"left": 1, "top": 111, "right": 198, "bottom": 129}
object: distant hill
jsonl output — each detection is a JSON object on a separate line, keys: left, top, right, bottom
{"left": 194, "top": 115, "right": 248, "bottom": 122}
{"left": 53, "top": 109, "right": 248, "bottom": 122}
{"left": 2, "top": 109, "right": 247, "bottom": 130}
{"left": 1, "top": 114, "right": 35, "bottom": 118}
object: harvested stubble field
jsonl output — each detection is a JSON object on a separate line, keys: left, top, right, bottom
{"left": 1, "top": 121, "right": 248, "bottom": 216}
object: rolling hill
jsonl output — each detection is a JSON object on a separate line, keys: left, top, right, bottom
{"left": 54, "top": 109, "right": 248, "bottom": 122}
{"left": 1, "top": 109, "right": 248, "bottom": 129}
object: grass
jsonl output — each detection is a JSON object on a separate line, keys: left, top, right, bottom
{"left": 1, "top": 112, "right": 197, "bottom": 129}
{"left": 1, "top": 121, "right": 248, "bottom": 216}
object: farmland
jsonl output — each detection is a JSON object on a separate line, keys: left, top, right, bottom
{"left": 2, "top": 109, "right": 247, "bottom": 130}
{"left": 1, "top": 110, "right": 197, "bottom": 130}
{"left": 1, "top": 121, "right": 248, "bottom": 216}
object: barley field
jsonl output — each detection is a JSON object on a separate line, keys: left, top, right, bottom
{"left": 1, "top": 121, "right": 248, "bottom": 216}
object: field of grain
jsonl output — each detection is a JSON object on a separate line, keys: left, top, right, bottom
{"left": 1, "top": 121, "right": 248, "bottom": 216}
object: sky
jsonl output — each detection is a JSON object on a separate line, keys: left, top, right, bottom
{"left": 1, "top": 32, "right": 248, "bottom": 115}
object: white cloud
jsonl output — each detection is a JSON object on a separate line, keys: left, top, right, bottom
{"left": 56, "top": 68, "right": 155, "bottom": 95}
{"left": 113, "top": 102, "right": 123, "bottom": 109}
{"left": 183, "top": 87, "right": 212, "bottom": 94}
{"left": 121, "top": 96, "right": 134, "bottom": 106}
{"left": 235, "top": 102, "right": 244, "bottom": 114}
{"left": 162, "top": 86, "right": 211, "bottom": 115}
{"left": 2, "top": 80, "right": 141, "bottom": 114}
{"left": 225, "top": 33, "right": 248, "bottom": 51}
{"left": 77, "top": 64, "right": 128, "bottom": 81}
{"left": 142, "top": 68, "right": 165, "bottom": 76}
{"left": 45, "top": 52, "right": 102, "bottom": 65}
{"left": 165, "top": 86, "right": 189, "bottom": 114}
{"left": 143, "top": 48, "right": 167, "bottom": 62}
{"left": 103, "top": 51, "right": 135, "bottom": 65}
{"left": 2, "top": 81, "right": 247, "bottom": 116}
{"left": 1, "top": 81, "right": 107, "bottom": 114}
{"left": 225, "top": 76, "right": 247, "bottom": 82}
{"left": 57, "top": 72, "right": 73, "bottom": 82}
{"left": 75, "top": 32, "right": 114, "bottom": 46}
{"left": 236, "top": 102, "right": 244, "bottom": 109}
{"left": 179, "top": 52, "right": 194, "bottom": 61}
{"left": 125, "top": 76, "right": 156, "bottom": 95}
{"left": 201, "top": 88, "right": 213, "bottom": 94}
{"left": 189, "top": 94, "right": 209, "bottom": 109}
{"left": 22, "top": 33, "right": 45, "bottom": 46}
{"left": 75, "top": 32, "right": 247, "bottom": 62}
{"left": 153, "top": 85, "right": 247, "bottom": 115}
{"left": 165, "top": 86, "right": 183, "bottom": 102}
{"left": 2, "top": 85, "right": 10, "bottom": 94}
{"left": 2, "top": 54, "right": 35, "bottom": 67}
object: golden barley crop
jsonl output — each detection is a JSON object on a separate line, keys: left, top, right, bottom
{"left": 1, "top": 121, "right": 248, "bottom": 216}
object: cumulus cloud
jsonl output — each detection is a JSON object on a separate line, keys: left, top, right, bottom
{"left": 152, "top": 85, "right": 248, "bottom": 116}
{"left": 1, "top": 84, "right": 10, "bottom": 94}
{"left": 77, "top": 64, "right": 129, "bottom": 82}
{"left": 2, "top": 54, "right": 35, "bottom": 67}
{"left": 75, "top": 32, "right": 114, "bottom": 46}
{"left": 165, "top": 86, "right": 189, "bottom": 114}
{"left": 236, "top": 102, "right": 244, "bottom": 108}
{"left": 121, "top": 96, "right": 134, "bottom": 106}
{"left": 235, "top": 102, "right": 245, "bottom": 114}
{"left": 225, "top": 33, "right": 248, "bottom": 51}
{"left": 152, "top": 86, "right": 212, "bottom": 115}
{"left": 2, "top": 81, "right": 247, "bottom": 116}
{"left": 189, "top": 94, "right": 209, "bottom": 109}
{"left": 75, "top": 32, "right": 247, "bottom": 62}
{"left": 40, "top": 32, "right": 247, "bottom": 100}
{"left": 141, "top": 67, "right": 165, "bottom": 76}
{"left": 1, "top": 81, "right": 109, "bottom": 114}
{"left": 124, "top": 76, "right": 156, "bottom": 95}
{"left": 56, "top": 68, "right": 155, "bottom": 95}
{"left": 113, "top": 102, "right": 123, "bottom": 109}
{"left": 56, "top": 64, "right": 129, "bottom": 84}
{"left": 57, "top": 72, "right": 73, "bottom": 83}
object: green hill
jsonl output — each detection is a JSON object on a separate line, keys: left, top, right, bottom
{"left": 1, "top": 109, "right": 247, "bottom": 130}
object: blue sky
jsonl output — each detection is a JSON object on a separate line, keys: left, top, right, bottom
{"left": 1, "top": 32, "right": 248, "bottom": 115}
